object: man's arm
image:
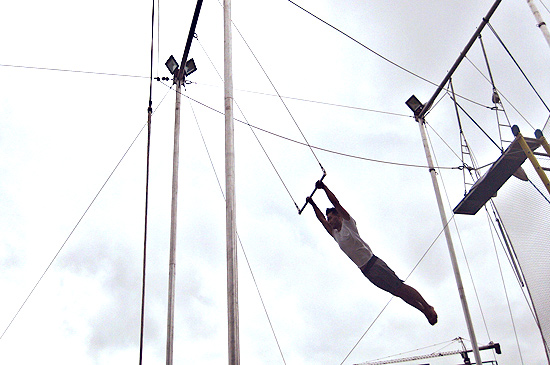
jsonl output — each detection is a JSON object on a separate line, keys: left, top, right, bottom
{"left": 316, "top": 181, "right": 351, "bottom": 221}
{"left": 306, "top": 196, "right": 333, "bottom": 236}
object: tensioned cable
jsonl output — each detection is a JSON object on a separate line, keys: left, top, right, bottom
{"left": 479, "top": 33, "right": 508, "bottom": 150}
{"left": 194, "top": 35, "right": 300, "bottom": 209}
{"left": 543, "top": 114, "right": 550, "bottom": 131}
{"left": 163, "top": 82, "right": 462, "bottom": 171}
{"left": 0, "top": 61, "right": 413, "bottom": 120}
{"left": 0, "top": 87, "right": 173, "bottom": 342}
{"left": 539, "top": 0, "right": 550, "bottom": 14}
{"left": 138, "top": 0, "right": 156, "bottom": 363}
{"left": 464, "top": 55, "right": 536, "bottom": 130}
{"left": 362, "top": 339, "right": 461, "bottom": 365}
{"left": 452, "top": 98, "right": 502, "bottom": 152}
{"left": 487, "top": 22, "right": 550, "bottom": 115}
{"left": 229, "top": 11, "right": 325, "bottom": 174}
{"left": 426, "top": 125, "right": 493, "bottom": 343}
{"left": 193, "top": 77, "right": 494, "bottom": 116}
{"left": 1, "top": 60, "right": 494, "bottom": 124}
{"left": 284, "top": 0, "right": 539, "bottom": 119}
{"left": 0, "top": 63, "right": 149, "bottom": 79}
{"left": 189, "top": 81, "right": 412, "bottom": 118}
{"left": 528, "top": 178, "right": 550, "bottom": 204}
{"left": 340, "top": 216, "right": 451, "bottom": 364}
{"left": 460, "top": 141, "right": 534, "bottom": 363}
{"left": 187, "top": 98, "right": 288, "bottom": 364}
{"left": 0, "top": 60, "right": 469, "bottom": 121}
{"left": 449, "top": 81, "right": 529, "bottom": 360}
{"left": 476, "top": 34, "right": 550, "bottom": 204}
{"left": 233, "top": 93, "right": 300, "bottom": 210}
{"left": 194, "top": 32, "right": 289, "bottom": 360}
{"left": 285, "top": 0, "right": 437, "bottom": 88}
{"left": 483, "top": 203, "right": 526, "bottom": 363}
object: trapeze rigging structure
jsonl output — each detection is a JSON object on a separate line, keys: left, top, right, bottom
{"left": 403, "top": 0, "right": 550, "bottom": 363}
{"left": 356, "top": 340, "right": 501, "bottom": 365}
{"left": 155, "top": 0, "right": 550, "bottom": 363}
{"left": 453, "top": 126, "right": 550, "bottom": 215}
{"left": 404, "top": 2, "right": 505, "bottom": 364}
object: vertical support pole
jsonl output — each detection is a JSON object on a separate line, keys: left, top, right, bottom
{"left": 526, "top": 0, "right": 550, "bottom": 48}
{"left": 416, "top": 115, "right": 483, "bottom": 365}
{"left": 513, "top": 126, "right": 550, "bottom": 195}
{"left": 406, "top": 4, "right": 502, "bottom": 362}
{"left": 224, "top": 0, "right": 240, "bottom": 364}
{"left": 166, "top": 78, "right": 182, "bottom": 365}
{"left": 163, "top": 2, "right": 203, "bottom": 363}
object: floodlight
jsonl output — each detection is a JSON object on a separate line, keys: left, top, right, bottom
{"left": 406, "top": 95, "right": 423, "bottom": 115}
{"left": 183, "top": 58, "right": 197, "bottom": 77}
{"left": 165, "top": 55, "right": 179, "bottom": 75}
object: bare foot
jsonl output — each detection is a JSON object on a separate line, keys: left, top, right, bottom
{"left": 424, "top": 306, "right": 438, "bottom": 325}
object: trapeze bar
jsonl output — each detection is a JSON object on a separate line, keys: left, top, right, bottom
{"left": 298, "top": 171, "right": 327, "bottom": 215}
{"left": 453, "top": 132, "right": 542, "bottom": 215}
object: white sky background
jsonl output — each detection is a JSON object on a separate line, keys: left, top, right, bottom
{"left": 1, "top": 0, "right": 550, "bottom": 364}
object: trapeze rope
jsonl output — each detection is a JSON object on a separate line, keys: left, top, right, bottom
{"left": 213, "top": 0, "right": 325, "bottom": 175}
{"left": 194, "top": 34, "right": 300, "bottom": 210}
{"left": 229, "top": 10, "right": 326, "bottom": 174}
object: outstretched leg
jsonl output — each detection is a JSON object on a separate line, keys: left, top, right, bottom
{"left": 362, "top": 256, "right": 437, "bottom": 325}
{"left": 393, "top": 284, "right": 437, "bottom": 325}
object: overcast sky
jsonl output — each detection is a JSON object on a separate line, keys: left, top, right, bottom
{"left": 1, "top": 0, "right": 550, "bottom": 364}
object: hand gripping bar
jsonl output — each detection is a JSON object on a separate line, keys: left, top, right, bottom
{"left": 298, "top": 172, "right": 327, "bottom": 215}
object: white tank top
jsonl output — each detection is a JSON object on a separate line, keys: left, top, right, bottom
{"left": 332, "top": 216, "right": 373, "bottom": 267}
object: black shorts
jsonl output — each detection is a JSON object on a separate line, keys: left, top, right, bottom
{"left": 360, "top": 256, "right": 404, "bottom": 295}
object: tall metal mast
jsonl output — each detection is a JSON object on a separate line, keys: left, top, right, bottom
{"left": 526, "top": 0, "right": 550, "bottom": 48}
{"left": 415, "top": 112, "right": 483, "bottom": 365}
{"left": 405, "top": 2, "right": 503, "bottom": 364}
{"left": 165, "top": 1, "right": 203, "bottom": 364}
{"left": 224, "top": 0, "right": 240, "bottom": 363}
{"left": 166, "top": 76, "right": 181, "bottom": 365}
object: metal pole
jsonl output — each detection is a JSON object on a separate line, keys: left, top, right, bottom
{"left": 163, "top": 3, "right": 203, "bottom": 363}
{"left": 419, "top": 0, "right": 502, "bottom": 119}
{"left": 526, "top": 0, "right": 550, "bottom": 49}
{"left": 409, "top": 3, "right": 504, "bottom": 362}
{"left": 416, "top": 115, "right": 482, "bottom": 365}
{"left": 166, "top": 78, "right": 181, "bottom": 365}
{"left": 176, "top": 0, "right": 204, "bottom": 82}
{"left": 224, "top": 0, "right": 239, "bottom": 364}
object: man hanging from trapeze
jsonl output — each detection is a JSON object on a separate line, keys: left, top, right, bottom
{"left": 306, "top": 180, "right": 438, "bottom": 325}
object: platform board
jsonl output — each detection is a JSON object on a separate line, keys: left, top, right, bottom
{"left": 453, "top": 136, "right": 541, "bottom": 215}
